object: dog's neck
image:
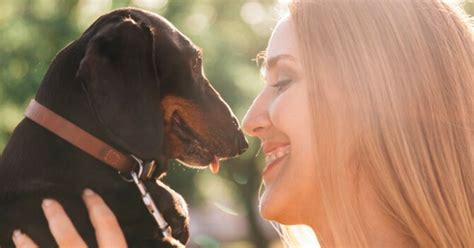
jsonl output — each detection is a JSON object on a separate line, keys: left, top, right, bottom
{"left": 0, "top": 41, "right": 127, "bottom": 189}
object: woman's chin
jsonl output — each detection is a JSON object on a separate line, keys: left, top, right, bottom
{"left": 259, "top": 181, "right": 304, "bottom": 225}
{"left": 259, "top": 201, "right": 294, "bottom": 225}
{"left": 259, "top": 185, "right": 287, "bottom": 222}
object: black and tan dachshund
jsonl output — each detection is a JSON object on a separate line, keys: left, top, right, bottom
{"left": 0, "top": 7, "right": 248, "bottom": 247}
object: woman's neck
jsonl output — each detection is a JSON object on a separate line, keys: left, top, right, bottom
{"left": 308, "top": 222, "right": 334, "bottom": 247}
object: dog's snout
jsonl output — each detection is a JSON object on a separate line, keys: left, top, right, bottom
{"left": 236, "top": 132, "right": 248, "bottom": 155}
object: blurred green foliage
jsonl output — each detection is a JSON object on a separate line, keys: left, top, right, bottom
{"left": 0, "top": 1, "right": 472, "bottom": 247}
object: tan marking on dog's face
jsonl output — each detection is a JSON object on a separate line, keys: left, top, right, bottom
{"left": 161, "top": 95, "right": 210, "bottom": 137}
{"left": 161, "top": 95, "right": 215, "bottom": 164}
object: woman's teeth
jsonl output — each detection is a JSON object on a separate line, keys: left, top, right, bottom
{"left": 265, "top": 145, "right": 290, "bottom": 165}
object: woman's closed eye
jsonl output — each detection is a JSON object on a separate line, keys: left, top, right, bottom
{"left": 271, "top": 77, "right": 293, "bottom": 93}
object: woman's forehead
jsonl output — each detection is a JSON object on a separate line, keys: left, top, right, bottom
{"left": 266, "top": 16, "right": 299, "bottom": 62}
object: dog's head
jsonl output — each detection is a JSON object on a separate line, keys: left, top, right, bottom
{"left": 76, "top": 8, "right": 247, "bottom": 172}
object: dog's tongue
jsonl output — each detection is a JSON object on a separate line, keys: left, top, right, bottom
{"left": 210, "top": 157, "right": 220, "bottom": 174}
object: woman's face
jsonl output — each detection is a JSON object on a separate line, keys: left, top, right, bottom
{"left": 242, "top": 17, "right": 319, "bottom": 224}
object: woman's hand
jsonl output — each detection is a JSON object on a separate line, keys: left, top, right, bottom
{"left": 12, "top": 189, "right": 127, "bottom": 248}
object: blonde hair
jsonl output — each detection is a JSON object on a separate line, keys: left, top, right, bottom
{"left": 276, "top": 0, "right": 474, "bottom": 247}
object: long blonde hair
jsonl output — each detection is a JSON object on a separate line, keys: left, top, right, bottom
{"left": 279, "top": 0, "right": 473, "bottom": 247}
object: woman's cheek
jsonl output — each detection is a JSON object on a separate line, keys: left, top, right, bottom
{"left": 270, "top": 85, "right": 311, "bottom": 133}
{"left": 269, "top": 89, "right": 299, "bottom": 129}
{"left": 273, "top": 88, "right": 314, "bottom": 166}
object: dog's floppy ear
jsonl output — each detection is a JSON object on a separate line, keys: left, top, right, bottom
{"left": 77, "top": 18, "right": 163, "bottom": 158}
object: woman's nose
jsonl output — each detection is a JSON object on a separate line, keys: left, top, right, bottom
{"left": 242, "top": 95, "right": 271, "bottom": 137}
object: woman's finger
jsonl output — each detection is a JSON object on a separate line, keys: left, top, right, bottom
{"left": 82, "top": 188, "right": 127, "bottom": 248}
{"left": 11, "top": 229, "right": 39, "bottom": 248}
{"left": 42, "top": 199, "right": 87, "bottom": 248}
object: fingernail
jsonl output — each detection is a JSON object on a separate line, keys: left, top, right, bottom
{"left": 83, "top": 188, "right": 95, "bottom": 197}
{"left": 42, "top": 198, "right": 54, "bottom": 209}
{"left": 12, "top": 229, "right": 22, "bottom": 242}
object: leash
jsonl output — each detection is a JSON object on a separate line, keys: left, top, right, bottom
{"left": 24, "top": 99, "right": 171, "bottom": 238}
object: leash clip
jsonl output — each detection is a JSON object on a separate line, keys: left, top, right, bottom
{"left": 131, "top": 171, "right": 172, "bottom": 238}
{"left": 118, "top": 155, "right": 157, "bottom": 182}
{"left": 117, "top": 155, "right": 171, "bottom": 238}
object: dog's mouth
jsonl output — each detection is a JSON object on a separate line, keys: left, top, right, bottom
{"left": 170, "top": 112, "right": 220, "bottom": 173}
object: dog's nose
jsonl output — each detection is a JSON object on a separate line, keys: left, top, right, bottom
{"left": 236, "top": 132, "right": 249, "bottom": 154}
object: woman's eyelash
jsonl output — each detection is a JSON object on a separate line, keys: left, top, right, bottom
{"left": 272, "top": 79, "right": 292, "bottom": 92}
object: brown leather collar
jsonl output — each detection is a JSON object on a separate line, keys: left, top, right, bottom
{"left": 24, "top": 99, "right": 157, "bottom": 178}
{"left": 24, "top": 99, "right": 171, "bottom": 234}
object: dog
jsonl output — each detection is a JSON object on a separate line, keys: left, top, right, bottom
{"left": 0, "top": 7, "right": 248, "bottom": 247}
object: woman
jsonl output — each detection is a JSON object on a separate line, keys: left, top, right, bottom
{"left": 243, "top": 0, "right": 473, "bottom": 247}
{"left": 13, "top": 0, "right": 473, "bottom": 247}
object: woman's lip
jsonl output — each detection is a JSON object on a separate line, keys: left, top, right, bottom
{"left": 262, "top": 143, "right": 290, "bottom": 155}
{"left": 262, "top": 153, "right": 289, "bottom": 178}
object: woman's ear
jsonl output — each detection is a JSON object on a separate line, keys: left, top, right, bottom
{"left": 76, "top": 18, "right": 164, "bottom": 159}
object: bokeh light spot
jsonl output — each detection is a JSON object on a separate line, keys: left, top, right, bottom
{"left": 240, "top": 1, "right": 265, "bottom": 25}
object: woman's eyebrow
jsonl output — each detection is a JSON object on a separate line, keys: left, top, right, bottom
{"left": 265, "top": 54, "right": 297, "bottom": 71}
{"left": 259, "top": 54, "right": 297, "bottom": 81}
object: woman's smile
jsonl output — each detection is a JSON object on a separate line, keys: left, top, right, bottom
{"left": 262, "top": 144, "right": 290, "bottom": 182}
